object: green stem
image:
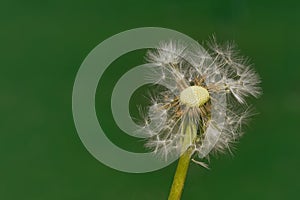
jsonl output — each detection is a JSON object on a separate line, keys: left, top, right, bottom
{"left": 168, "top": 148, "right": 193, "bottom": 200}
{"left": 168, "top": 122, "right": 197, "bottom": 200}
{"left": 167, "top": 101, "right": 207, "bottom": 200}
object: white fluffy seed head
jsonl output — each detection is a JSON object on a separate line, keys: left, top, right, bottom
{"left": 180, "top": 86, "right": 209, "bottom": 107}
{"left": 140, "top": 38, "right": 262, "bottom": 165}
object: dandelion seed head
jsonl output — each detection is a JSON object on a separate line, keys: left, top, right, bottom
{"left": 138, "top": 38, "right": 262, "bottom": 165}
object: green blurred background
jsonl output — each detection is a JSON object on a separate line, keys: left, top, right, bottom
{"left": 1, "top": 0, "right": 300, "bottom": 199}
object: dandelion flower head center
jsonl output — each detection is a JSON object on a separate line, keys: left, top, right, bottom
{"left": 179, "top": 86, "right": 209, "bottom": 107}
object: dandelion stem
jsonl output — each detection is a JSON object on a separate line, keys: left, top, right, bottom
{"left": 168, "top": 148, "right": 193, "bottom": 200}
{"left": 168, "top": 122, "right": 196, "bottom": 200}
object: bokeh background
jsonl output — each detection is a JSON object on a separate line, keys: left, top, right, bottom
{"left": 1, "top": 0, "right": 300, "bottom": 199}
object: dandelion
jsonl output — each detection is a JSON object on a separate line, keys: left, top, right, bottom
{"left": 138, "top": 38, "right": 262, "bottom": 200}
